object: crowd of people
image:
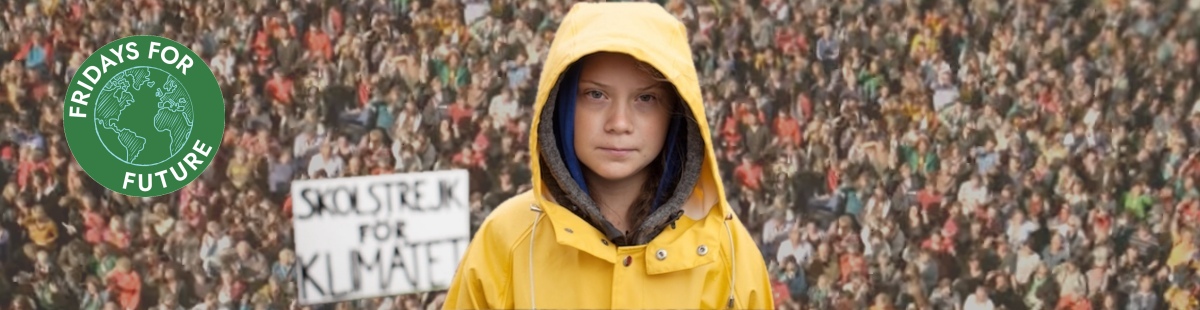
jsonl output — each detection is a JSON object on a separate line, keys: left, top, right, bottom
{"left": 2, "top": 0, "right": 1200, "bottom": 309}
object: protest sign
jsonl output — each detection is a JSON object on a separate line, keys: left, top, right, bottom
{"left": 290, "top": 170, "right": 470, "bottom": 305}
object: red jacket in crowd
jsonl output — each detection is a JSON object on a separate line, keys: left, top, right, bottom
{"left": 83, "top": 210, "right": 106, "bottom": 245}
{"left": 265, "top": 77, "right": 295, "bottom": 106}
{"left": 305, "top": 29, "right": 334, "bottom": 61}
{"left": 839, "top": 253, "right": 867, "bottom": 283}
{"left": 15, "top": 159, "right": 51, "bottom": 191}
{"left": 916, "top": 188, "right": 942, "bottom": 210}
{"left": 775, "top": 27, "right": 808, "bottom": 56}
{"left": 107, "top": 270, "right": 141, "bottom": 310}
{"left": 721, "top": 114, "right": 742, "bottom": 152}
{"left": 826, "top": 166, "right": 839, "bottom": 193}
{"left": 253, "top": 30, "right": 275, "bottom": 68}
{"left": 328, "top": 7, "right": 343, "bottom": 36}
{"left": 735, "top": 161, "right": 764, "bottom": 192}
{"left": 448, "top": 101, "right": 474, "bottom": 125}
{"left": 452, "top": 150, "right": 485, "bottom": 169}
{"left": 774, "top": 114, "right": 803, "bottom": 147}
{"left": 358, "top": 78, "right": 372, "bottom": 108}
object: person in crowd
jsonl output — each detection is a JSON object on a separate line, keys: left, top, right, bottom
{"left": 104, "top": 257, "right": 141, "bottom": 310}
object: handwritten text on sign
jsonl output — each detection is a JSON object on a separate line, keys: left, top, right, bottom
{"left": 290, "top": 170, "right": 470, "bottom": 305}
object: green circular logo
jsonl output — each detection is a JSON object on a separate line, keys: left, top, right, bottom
{"left": 63, "top": 35, "right": 224, "bottom": 197}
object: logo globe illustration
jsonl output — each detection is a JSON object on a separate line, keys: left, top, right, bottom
{"left": 93, "top": 66, "right": 195, "bottom": 166}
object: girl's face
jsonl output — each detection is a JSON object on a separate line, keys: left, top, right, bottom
{"left": 572, "top": 53, "right": 673, "bottom": 184}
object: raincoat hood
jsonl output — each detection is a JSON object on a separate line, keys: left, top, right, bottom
{"left": 531, "top": 0, "right": 726, "bottom": 246}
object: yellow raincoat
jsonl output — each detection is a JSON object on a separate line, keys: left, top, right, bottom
{"left": 444, "top": 2, "right": 773, "bottom": 309}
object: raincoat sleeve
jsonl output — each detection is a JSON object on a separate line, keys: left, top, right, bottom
{"left": 444, "top": 197, "right": 531, "bottom": 309}
{"left": 733, "top": 218, "right": 776, "bottom": 310}
{"left": 443, "top": 226, "right": 511, "bottom": 309}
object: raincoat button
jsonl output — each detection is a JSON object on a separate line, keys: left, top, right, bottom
{"left": 601, "top": 239, "right": 609, "bottom": 246}
{"left": 623, "top": 256, "right": 632, "bottom": 267}
{"left": 697, "top": 245, "right": 708, "bottom": 256}
{"left": 656, "top": 249, "right": 667, "bottom": 261}
{"left": 564, "top": 228, "right": 573, "bottom": 234}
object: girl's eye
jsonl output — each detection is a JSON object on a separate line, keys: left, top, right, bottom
{"left": 637, "top": 94, "right": 658, "bottom": 103}
{"left": 585, "top": 90, "right": 604, "bottom": 100}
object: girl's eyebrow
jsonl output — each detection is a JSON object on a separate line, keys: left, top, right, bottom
{"left": 579, "top": 79, "right": 667, "bottom": 92}
{"left": 579, "top": 79, "right": 609, "bottom": 88}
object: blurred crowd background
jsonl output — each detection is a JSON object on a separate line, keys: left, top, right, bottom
{"left": 3, "top": 0, "right": 1200, "bottom": 309}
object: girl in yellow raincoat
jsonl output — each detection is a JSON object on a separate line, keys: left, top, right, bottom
{"left": 444, "top": 2, "right": 773, "bottom": 309}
